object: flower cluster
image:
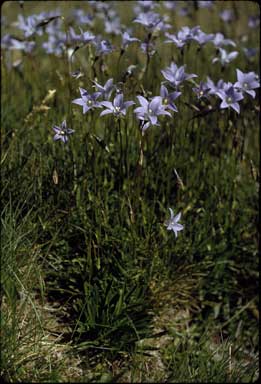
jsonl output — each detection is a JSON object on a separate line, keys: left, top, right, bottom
{"left": 3, "top": 1, "right": 258, "bottom": 240}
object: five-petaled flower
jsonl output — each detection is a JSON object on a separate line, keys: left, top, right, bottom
{"left": 134, "top": 95, "right": 171, "bottom": 133}
{"left": 216, "top": 85, "right": 244, "bottom": 114}
{"left": 234, "top": 69, "right": 260, "bottom": 98}
{"left": 212, "top": 48, "right": 238, "bottom": 66}
{"left": 161, "top": 62, "right": 197, "bottom": 88}
{"left": 93, "top": 78, "right": 115, "bottom": 100}
{"left": 160, "top": 84, "right": 181, "bottom": 112}
{"left": 52, "top": 120, "right": 74, "bottom": 143}
{"left": 192, "top": 81, "right": 211, "bottom": 99}
{"left": 100, "top": 94, "right": 135, "bottom": 117}
{"left": 133, "top": 11, "right": 169, "bottom": 32}
{"left": 165, "top": 208, "right": 184, "bottom": 238}
{"left": 72, "top": 87, "right": 101, "bottom": 114}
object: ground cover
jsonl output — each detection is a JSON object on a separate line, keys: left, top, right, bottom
{"left": 1, "top": 1, "right": 259, "bottom": 382}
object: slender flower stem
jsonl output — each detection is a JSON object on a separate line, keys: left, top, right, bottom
{"left": 143, "top": 32, "right": 152, "bottom": 80}
{"left": 118, "top": 118, "right": 124, "bottom": 180}
{"left": 117, "top": 48, "right": 125, "bottom": 69}
{"left": 92, "top": 55, "right": 98, "bottom": 79}
{"left": 124, "top": 119, "right": 129, "bottom": 178}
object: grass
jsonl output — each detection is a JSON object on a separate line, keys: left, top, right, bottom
{"left": 1, "top": 0, "right": 259, "bottom": 382}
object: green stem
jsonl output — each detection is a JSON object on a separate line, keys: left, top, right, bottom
{"left": 118, "top": 118, "right": 123, "bottom": 180}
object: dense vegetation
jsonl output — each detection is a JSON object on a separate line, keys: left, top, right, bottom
{"left": 1, "top": 1, "right": 259, "bottom": 382}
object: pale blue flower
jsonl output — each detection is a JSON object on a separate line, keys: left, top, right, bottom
{"left": 100, "top": 94, "right": 135, "bottom": 117}
{"left": 161, "top": 62, "right": 197, "bottom": 88}
{"left": 212, "top": 33, "right": 236, "bottom": 48}
{"left": 212, "top": 48, "right": 238, "bottom": 66}
{"left": 134, "top": 95, "right": 171, "bottom": 132}
{"left": 160, "top": 85, "right": 181, "bottom": 112}
{"left": 165, "top": 209, "right": 184, "bottom": 237}
{"left": 121, "top": 31, "right": 140, "bottom": 49}
{"left": 52, "top": 120, "right": 74, "bottom": 143}
{"left": 234, "top": 69, "right": 260, "bottom": 98}
{"left": 216, "top": 85, "right": 244, "bottom": 114}
{"left": 219, "top": 9, "right": 234, "bottom": 23}
{"left": 72, "top": 88, "right": 101, "bottom": 114}
{"left": 93, "top": 78, "right": 115, "bottom": 100}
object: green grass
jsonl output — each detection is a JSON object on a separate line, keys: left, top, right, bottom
{"left": 1, "top": 0, "right": 259, "bottom": 382}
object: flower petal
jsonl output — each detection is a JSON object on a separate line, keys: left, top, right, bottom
{"left": 231, "top": 102, "right": 240, "bottom": 114}
{"left": 100, "top": 101, "right": 113, "bottom": 109}
{"left": 100, "top": 109, "right": 113, "bottom": 116}
{"left": 174, "top": 212, "right": 181, "bottom": 223}
{"left": 137, "top": 95, "right": 148, "bottom": 108}
{"left": 175, "top": 223, "right": 184, "bottom": 231}
{"left": 72, "top": 98, "right": 85, "bottom": 106}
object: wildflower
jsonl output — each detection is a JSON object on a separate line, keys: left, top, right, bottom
{"left": 93, "top": 78, "right": 115, "bottom": 100}
{"left": 68, "top": 26, "right": 82, "bottom": 44}
{"left": 105, "top": 17, "right": 122, "bottom": 35}
{"left": 121, "top": 31, "right": 140, "bottom": 50}
{"left": 205, "top": 77, "right": 226, "bottom": 96}
{"left": 68, "top": 27, "right": 95, "bottom": 45}
{"left": 1, "top": 34, "right": 13, "bottom": 49}
{"left": 88, "top": 0, "right": 109, "bottom": 13}
{"left": 161, "top": 62, "right": 197, "bottom": 88}
{"left": 248, "top": 15, "right": 260, "bottom": 28}
{"left": 163, "top": 1, "right": 177, "bottom": 10}
{"left": 212, "top": 48, "right": 238, "bottom": 66}
{"left": 9, "top": 38, "right": 36, "bottom": 53}
{"left": 192, "top": 30, "right": 214, "bottom": 46}
{"left": 92, "top": 37, "right": 114, "bottom": 56}
{"left": 164, "top": 32, "right": 187, "bottom": 48}
{"left": 198, "top": 1, "right": 214, "bottom": 8}
{"left": 13, "top": 14, "right": 43, "bottom": 38}
{"left": 82, "top": 30, "right": 96, "bottom": 44}
{"left": 134, "top": 95, "right": 171, "bottom": 133}
{"left": 216, "top": 85, "right": 244, "bottom": 114}
{"left": 100, "top": 94, "right": 135, "bottom": 117}
{"left": 165, "top": 208, "right": 184, "bottom": 238}
{"left": 72, "top": 87, "right": 101, "bottom": 114}
{"left": 178, "top": 7, "right": 190, "bottom": 17}
{"left": 71, "top": 9, "right": 94, "bottom": 26}
{"left": 192, "top": 81, "right": 210, "bottom": 99}
{"left": 134, "top": 0, "right": 159, "bottom": 14}
{"left": 140, "top": 40, "right": 156, "bottom": 56}
{"left": 52, "top": 120, "right": 74, "bottom": 143}
{"left": 178, "top": 26, "right": 201, "bottom": 41}
{"left": 165, "top": 26, "right": 201, "bottom": 48}
{"left": 212, "top": 33, "right": 236, "bottom": 48}
{"left": 42, "top": 32, "right": 66, "bottom": 56}
{"left": 219, "top": 9, "right": 234, "bottom": 23}
{"left": 45, "top": 14, "right": 63, "bottom": 35}
{"left": 133, "top": 11, "right": 169, "bottom": 32}
{"left": 234, "top": 69, "right": 260, "bottom": 98}
{"left": 243, "top": 47, "right": 257, "bottom": 59}
{"left": 160, "top": 85, "right": 181, "bottom": 112}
